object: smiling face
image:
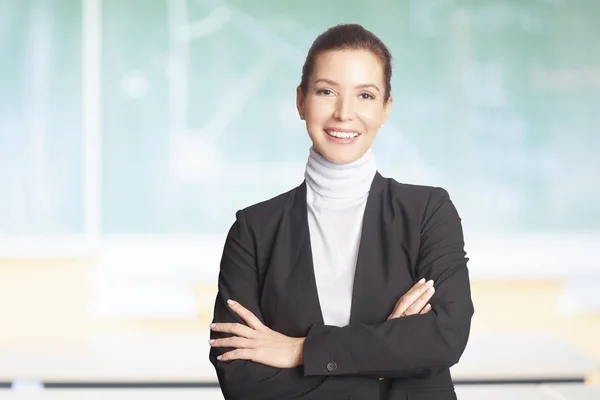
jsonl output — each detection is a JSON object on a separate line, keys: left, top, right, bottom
{"left": 296, "top": 49, "right": 392, "bottom": 164}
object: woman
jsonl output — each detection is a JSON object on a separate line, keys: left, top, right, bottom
{"left": 208, "top": 23, "right": 474, "bottom": 400}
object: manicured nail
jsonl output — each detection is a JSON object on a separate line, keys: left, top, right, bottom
{"left": 217, "top": 355, "right": 222, "bottom": 360}
{"left": 208, "top": 339, "right": 215, "bottom": 344}
{"left": 428, "top": 287, "right": 435, "bottom": 293}
{"left": 426, "top": 280, "right": 434, "bottom": 287}
{"left": 418, "top": 278, "right": 425, "bottom": 283}
{"left": 227, "top": 299, "right": 236, "bottom": 305}
{"left": 209, "top": 323, "right": 216, "bottom": 329}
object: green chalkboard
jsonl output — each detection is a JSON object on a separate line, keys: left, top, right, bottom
{"left": 100, "top": 0, "right": 600, "bottom": 234}
{"left": 1, "top": 0, "right": 599, "bottom": 237}
{"left": 0, "top": 0, "right": 83, "bottom": 236}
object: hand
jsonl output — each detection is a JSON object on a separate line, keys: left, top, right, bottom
{"left": 387, "top": 278, "right": 435, "bottom": 320}
{"left": 209, "top": 299, "right": 305, "bottom": 368}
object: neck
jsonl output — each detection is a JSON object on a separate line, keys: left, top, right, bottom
{"left": 304, "top": 147, "right": 377, "bottom": 200}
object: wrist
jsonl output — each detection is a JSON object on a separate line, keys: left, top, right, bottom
{"left": 295, "top": 337, "right": 306, "bottom": 366}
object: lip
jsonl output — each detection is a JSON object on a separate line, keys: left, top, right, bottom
{"left": 323, "top": 128, "right": 362, "bottom": 144}
{"left": 324, "top": 127, "right": 362, "bottom": 135}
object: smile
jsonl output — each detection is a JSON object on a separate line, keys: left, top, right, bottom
{"left": 325, "top": 130, "right": 360, "bottom": 139}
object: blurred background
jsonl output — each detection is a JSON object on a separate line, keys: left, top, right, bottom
{"left": 0, "top": 0, "right": 599, "bottom": 399}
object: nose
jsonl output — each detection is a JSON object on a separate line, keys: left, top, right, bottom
{"left": 333, "top": 97, "right": 354, "bottom": 122}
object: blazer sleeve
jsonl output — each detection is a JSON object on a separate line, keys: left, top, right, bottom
{"left": 302, "top": 187, "right": 475, "bottom": 379}
{"left": 209, "top": 210, "right": 329, "bottom": 400}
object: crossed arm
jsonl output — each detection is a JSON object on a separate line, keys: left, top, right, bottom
{"left": 209, "top": 279, "right": 436, "bottom": 367}
{"left": 208, "top": 189, "right": 474, "bottom": 399}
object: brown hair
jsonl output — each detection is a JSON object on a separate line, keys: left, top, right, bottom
{"left": 299, "top": 23, "right": 393, "bottom": 102}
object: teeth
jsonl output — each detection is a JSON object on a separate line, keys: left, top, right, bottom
{"left": 326, "top": 130, "right": 359, "bottom": 139}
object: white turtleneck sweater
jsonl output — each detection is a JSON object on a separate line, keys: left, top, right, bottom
{"left": 304, "top": 147, "right": 377, "bottom": 327}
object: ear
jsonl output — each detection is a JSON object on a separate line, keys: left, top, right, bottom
{"left": 296, "top": 86, "right": 305, "bottom": 120}
{"left": 380, "top": 96, "right": 393, "bottom": 127}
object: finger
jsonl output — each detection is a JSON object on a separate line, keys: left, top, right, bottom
{"left": 387, "top": 280, "right": 424, "bottom": 320}
{"left": 210, "top": 322, "right": 256, "bottom": 338}
{"left": 414, "top": 277, "right": 426, "bottom": 286}
{"left": 419, "top": 304, "right": 432, "bottom": 314}
{"left": 388, "top": 281, "right": 432, "bottom": 319}
{"left": 209, "top": 336, "right": 254, "bottom": 349}
{"left": 388, "top": 280, "right": 434, "bottom": 319}
{"left": 217, "top": 348, "right": 253, "bottom": 362}
{"left": 404, "top": 279, "right": 433, "bottom": 302}
{"left": 408, "top": 278, "right": 433, "bottom": 295}
{"left": 227, "top": 299, "right": 265, "bottom": 330}
{"left": 404, "top": 286, "right": 435, "bottom": 316}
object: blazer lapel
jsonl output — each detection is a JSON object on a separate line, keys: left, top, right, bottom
{"left": 349, "top": 172, "right": 389, "bottom": 324}
{"left": 287, "top": 181, "right": 325, "bottom": 326}
{"left": 282, "top": 173, "right": 389, "bottom": 329}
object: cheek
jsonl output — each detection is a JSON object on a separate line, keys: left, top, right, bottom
{"left": 305, "top": 99, "right": 333, "bottom": 125}
{"left": 356, "top": 107, "right": 383, "bottom": 129}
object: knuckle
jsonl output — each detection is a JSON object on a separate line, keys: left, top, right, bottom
{"left": 251, "top": 349, "right": 261, "bottom": 361}
{"left": 417, "top": 285, "right": 429, "bottom": 294}
{"left": 406, "top": 297, "right": 418, "bottom": 305}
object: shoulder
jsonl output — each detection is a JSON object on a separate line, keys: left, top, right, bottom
{"left": 379, "top": 174, "right": 451, "bottom": 208}
{"left": 376, "top": 173, "right": 458, "bottom": 224}
{"left": 230, "top": 182, "right": 304, "bottom": 230}
{"left": 242, "top": 185, "right": 300, "bottom": 217}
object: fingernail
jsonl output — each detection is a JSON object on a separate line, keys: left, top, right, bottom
{"left": 426, "top": 280, "right": 434, "bottom": 287}
{"left": 209, "top": 323, "right": 216, "bottom": 329}
{"left": 208, "top": 339, "right": 215, "bottom": 344}
{"left": 227, "top": 299, "right": 236, "bottom": 305}
{"left": 217, "top": 355, "right": 222, "bottom": 360}
{"left": 418, "top": 278, "right": 425, "bottom": 283}
{"left": 428, "top": 287, "right": 435, "bottom": 293}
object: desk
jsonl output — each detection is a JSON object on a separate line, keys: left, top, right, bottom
{"left": 0, "top": 385, "right": 599, "bottom": 400}
{"left": 455, "top": 384, "right": 556, "bottom": 400}
{"left": 0, "top": 389, "right": 224, "bottom": 400}
{"left": 542, "top": 383, "right": 600, "bottom": 400}
{"left": 0, "top": 332, "right": 597, "bottom": 385}
{"left": 456, "top": 383, "right": 600, "bottom": 400}
{"left": 451, "top": 332, "right": 599, "bottom": 382}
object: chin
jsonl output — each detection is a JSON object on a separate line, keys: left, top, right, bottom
{"left": 317, "top": 146, "right": 365, "bottom": 165}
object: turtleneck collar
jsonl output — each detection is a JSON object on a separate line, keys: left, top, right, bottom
{"left": 304, "top": 146, "right": 377, "bottom": 201}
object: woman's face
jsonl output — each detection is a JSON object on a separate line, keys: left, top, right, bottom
{"left": 297, "top": 49, "right": 392, "bottom": 164}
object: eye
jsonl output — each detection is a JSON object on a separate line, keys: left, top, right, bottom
{"left": 316, "top": 89, "right": 334, "bottom": 96}
{"left": 360, "top": 92, "right": 375, "bottom": 100}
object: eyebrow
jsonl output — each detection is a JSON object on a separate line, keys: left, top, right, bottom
{"left": 314, "top": 78, "right": 381, "bottom": 93}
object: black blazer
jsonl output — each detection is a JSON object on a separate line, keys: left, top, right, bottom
{"left": 209, "top": 172, "right": 474, "bottom": 400}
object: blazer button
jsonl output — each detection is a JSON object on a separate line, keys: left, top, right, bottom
{"left": 326, "top": 361, "right": 337, "bottom": 372}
